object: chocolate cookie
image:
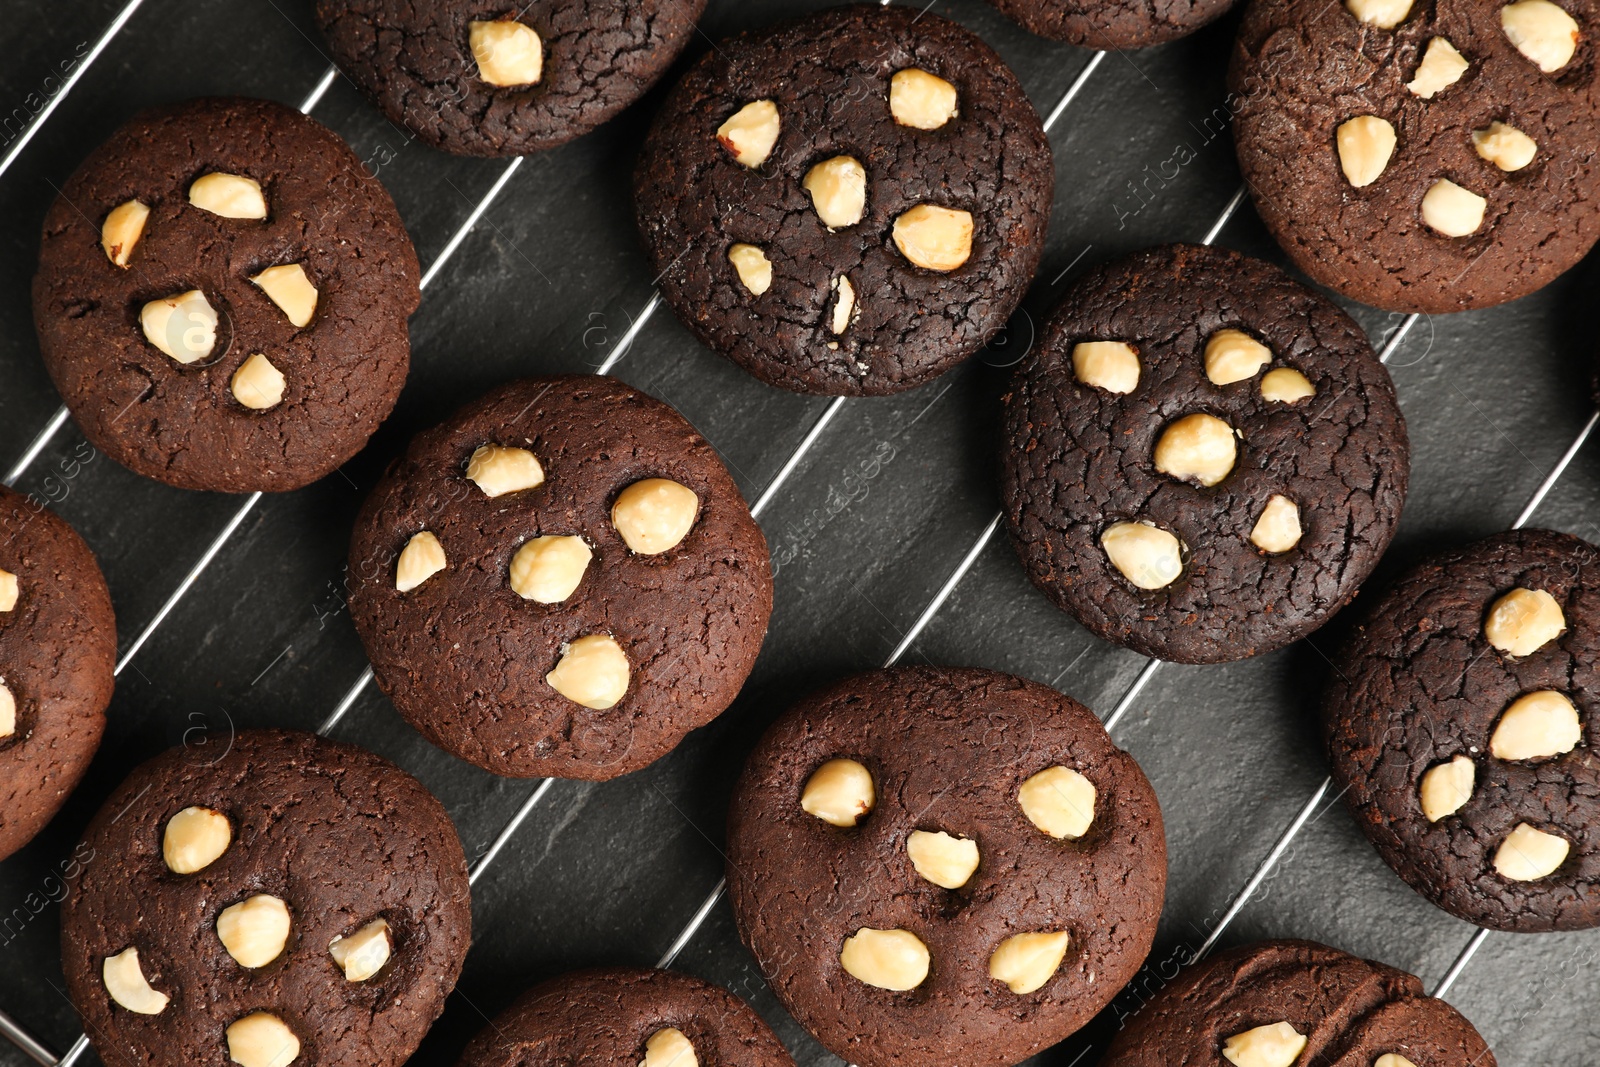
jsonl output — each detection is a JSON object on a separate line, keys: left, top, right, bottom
{"left": 985, "top": 0, "right": 1235, "bottom": 49}
{"left": 725, "top": 667, "right": 1166, "bottom": 1067}
{"left": 1323, "top": 529, "right": 1600, "bottom": 931}
{"left": 1099, "top": 939, "right": 1496, "bottom": 1067}
{"left": 315, "top": 0, "right": 706, "bottom": 157}
{"left": 634, "top": 4, "right": 1053, "bottom": 396}
{"left": 33, "top": 97, "right": 420, "bottom": 493}
{"left": 60, "top": 729, "right": 471, "bottom": 1067}
{"left": 347, "top": 376, "right": 772, "bottom": 780}
{"left": 0, "top": 486, "right": 115, "bottom": 861}
{"left": 455, "top": 968, "right": 794, "bottom": 1067}
{"left": 1229, "top": 0, "right": 1600, "bottom": 314}
{"left": 999, "top": 243, "right": 1409, "bottom": 664}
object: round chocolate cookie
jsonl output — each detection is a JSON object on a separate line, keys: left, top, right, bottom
{"left": 1099, "top": 939, "right": 1495, "bottom": 1067}
{"left": 725, "top": 667, "right": 1165, "bottom": 1067}
{"left": 455, "top": 968, "right": 794, "bottom": 1067}
{"left": 1324, "top": 528, "right": 1600, "bottom": 931}
{"left": 61, "top": 729, "right": 471, "bottom": 1067}
{"left": 1229, "top": 0, "right": 1600, "bottom": 314}
{"left": 348, "top": 376, "right": 772, "bottom": 779}
{"left": 33, "top": 96, "right": 420, "bottom": 493}
{"left": 985, "top": 0, "right": 1235, "bottom": 49}
{"left": 315, "top": 0, "right": 706, "bottom": 157}
{"left": 634, "top": 4, "right": 1053, "bottom": 396}
{"left": 999, "top": 243, "right": 1409, "bottom": 664}
{"left": 0, "top": 486, "right": 115, "bottom": 861}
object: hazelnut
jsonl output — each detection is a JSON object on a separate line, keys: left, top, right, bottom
{"left": 889, "top": 68, "right": 958, "bottom": 130}
{"left": 0, "top": 568, "right": 16, "bottom": 611}
{"left": 0, "top": 683, "right": 13, "bottom": 739}
{"left": 1101, "top": 521, "right": 1184, "bottom": 590}
{"left": 1376, "top": 1057, "right": 1419, "bottom": 1067}
{"left": 232, "top": 354, "right": 286, "bottom": 411}
{"left": 102, "top": 947, "right": 169, "bottom": 1015}
{"left": 803, "top": 156, "right": 867, "bottom": 229}
{"left": 396, "top": 531, "right": 447, "bottom": 593}
{"left": 227, "top": 1012, "right": 300, "bottom": 1067}
{"left": 728, "top": 243, "right": 772, "bottom": 296}
{"left": 251, "top": 264, "right": 318, "bottom": 328}
{"left": 1250, "top": 495, "right": 1303, "bottom": 554}
{"left": 163, "top": 805, "right": 231, "bottom": 873}
{"left": 1494, "top": 822, "right": 1570, "bottom": 880}
{"left": 1407, "top": 37, "right": 1470, "bottom": 97}
{"left": 906, "top": 830, "right": 979, "bottom": 889}
{"left": 217, "top": 894, "right": 291, "bottom": 968}
{"left": 189, "top": 172, "right": 267, "bottom": 220}
{"left": 467, "top": 444, "right": 545, "bottom": 498}
{"left": 829, "top": 275, "right": 857, "bottom": 335}
{"left": 892, "top": 204, "right": 974, "bottom": 272}
{"left": 101, "top": 199, "right": 149, "bottom": 268}
{"left": 801, "top": 758, "right": 875, "bottom": 827}
{"left": 1421, "top": 179, "right": 1486, "bottom": 237}
{"left": 510, "top": 536, "right": 592, "bottom": 603}
{"left": 141, "top": 289, "right": 217, "bottom": 364}
{"left": 1154, "top": 413, "right": 1238, "bottom": 487}
{"left": 1419, "top": 754, "right": 1475, "bottom": 822}
{"left": 612, "top": 478, "right": 698, "bottom": 554}
{"left": 717, "top": 101, "right": 781, "bottom": 168}
{"left": 1472, "top": 121, "right": 1537, "bottom": 171}
{"left": 1222, "top": 1022, "right": 1308, "bottom": 1067}
{"left": 1336, "top": 115, "right": 1398, "bottom": 188}
{"left": 469, "top": 19, "right": 543, "bottom": 86}
{"left": 1018, "top": 765, "right": 1096, "bottom": 839}
{"left": 1073, "top": 341, "right": 1140, "bottom": 394}
{"left": 546, "top": 634, "right": 629, "bottom": 709}
{"left": 1489, "top": 690, "right": 1582, "bottom": 760}
{"left": 988, "top": 931, "right": 1070, "bottom": 994}
{"left": 1204, "top": 329, "right": 1271, "bottom": 386}
{"left": 839, "top": 928, "right": 929, "bottom": 991}
{"left": 329, "top": 917, "right": 391, "bottom": 982}
{"left": 642, "top": 1028, "right": 698, "bottom": 1067}
{"left": 1485, "top": 587, "right": 1565, "bottom": 656}
{"left": 1501, "top": 0, "right": 1580, "bottom": 71}
{"left": 1260, "top": 367, "right": 1316, "bottom": 403}
{"left": 1346, "top": 0, "right": 1412, "bottom": 26}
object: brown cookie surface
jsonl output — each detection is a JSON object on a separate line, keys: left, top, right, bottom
{"left": 1000, "top": 243, "right": 1409, "bottom": 664}
{"left": 985, "top": 0, "right": 1237, "bottom": 49}
{"left": 0, "top": 485, "right": 115, "bottom": 861}
{"left": 1099, "top": 940, "right": 1495, "bottom": 1067}
{"left": 1324, "top": 528, "right": 1600, "bottom": 931}
{"left": 454, "top": 968, "right": 794, "bottom": 1067}
{"left": 634, "top": 4, "right": 1053, "bottom": 396}
{"left": 348, "top": 376, "right": 773, "bottom": 779}
{"left": 1229, "top": 0, "right": 1600, "bottom": 313}
{"left": 315, "top": 0, "right": 707, "bottom": 157}
{"left": 725, "top": 666, "right": 1166, "bottom": 1067}
{"left": 33, "top": 97, "right": 420, "bottom": 493}
{"left": 60, "top": 729, "right": 471, "bottom": 1067}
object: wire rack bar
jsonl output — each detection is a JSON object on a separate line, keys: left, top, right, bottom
{"left": 2, "top": 407, "right": 70, "bottom": 489}
{"left": 0, "top": 1008, "right": 55, "bottom": 1067}
{"left": 1431, "top": 927, "right": 1492, "bottom": 999}
{"left": 0, "top": 0, "right": 147, "bottom": 183}
{"left": 298, "top": 64, "right": 338, "bottom": 114}
{"left": 317, "top": 665, "right": 374, "bottom": 736}
{"left": 1513, "top": 408, "right": 1599, "bottom": 531}
{"left": 418, "top": 157, "right": 525, "bottom": 292}
{"left": 468, "top": 779, "right": 557, "bottom": 885}
{"left": 1041, "top": 50, "right": 1107, "bottom": 133}
{"left": 750, "top": 396, "right": 848, "bottom": 518}
{"left": 598, "top": 291, "right": 662, "bottom": 376}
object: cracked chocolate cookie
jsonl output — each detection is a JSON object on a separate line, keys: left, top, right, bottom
{"left": 985, "top": 0, "right": 1236, "bottom": 49}
{"left": 1323, "top": 528, "right": 1600, "bottom": 931}
{"left": 999, "top": 243, "right": 1409, "bottom": 664}
{"left": 456, "top": 968, "right": 794, "bottom": 1067}
{"left": 725, "top": 666, "right": 1166, "bottom": 1067}
{"left": 1230, "top": 0, "right": 1600, "bottom": 314}
{"left": 61, "top": 729, "right": 471, "bottom": 1067}
{"left": 1099, "top": 940, "right": 1495, "bottom": 1067}
{"left": 634, "top": 4, "right": 1053, "bottom": 396}
{"left": 348, "top": 376, "right": 772, "bottom": 779}
{"left": 0, "top": 486, "right": 115, "bottom": 861}
{"left": 32, "top": 97, "right": 420, "bottom": 493}
{"left": 315, "top": 0, "right": 706, "bottom": 157}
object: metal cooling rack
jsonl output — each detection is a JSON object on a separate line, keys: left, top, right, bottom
{"left": 0, "top": 0, "right": 1597, "bottom": 1065}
